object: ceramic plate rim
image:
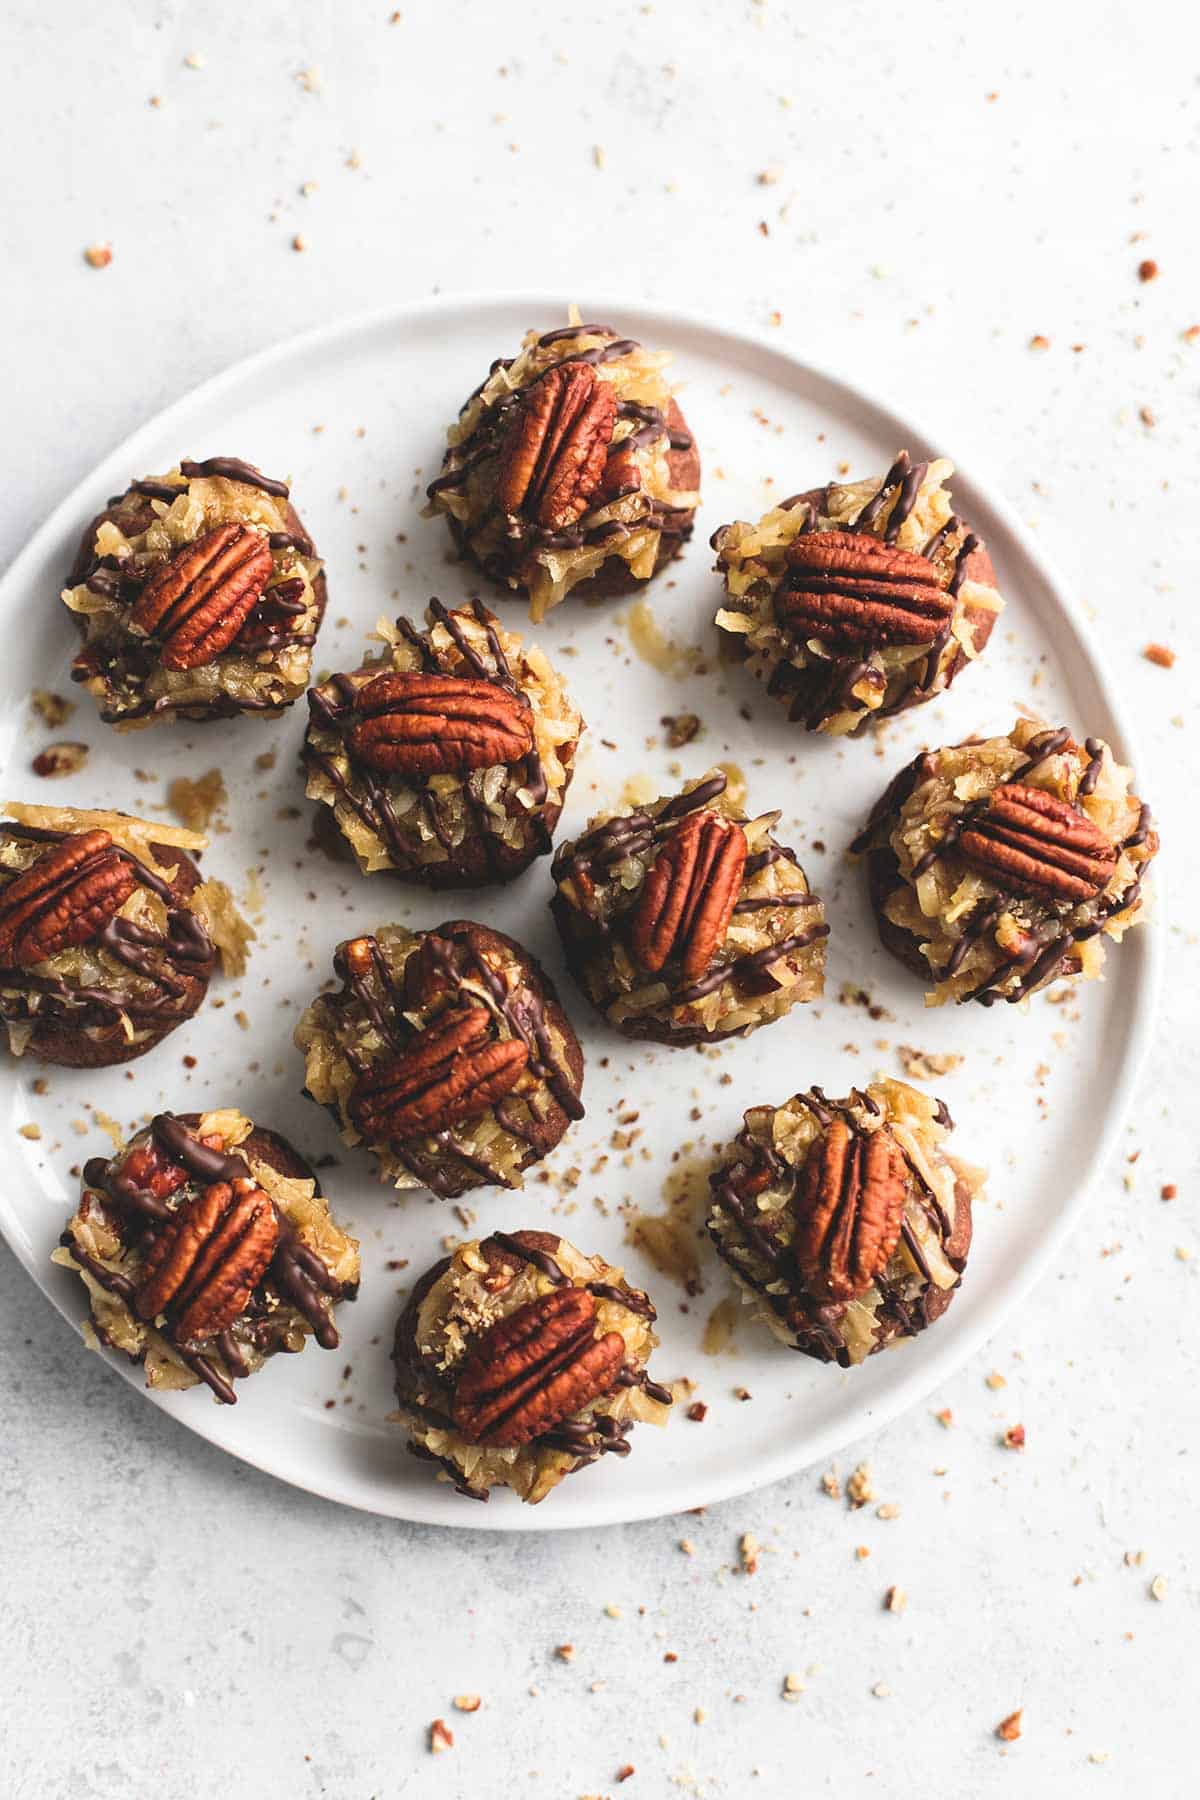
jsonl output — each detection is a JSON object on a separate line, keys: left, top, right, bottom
{"left": 0, "top": 290, "right": 1163, "bottom": 1530}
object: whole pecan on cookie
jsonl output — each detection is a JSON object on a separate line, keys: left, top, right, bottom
{"left": 134, "top": 1178, "right": 279, "bottom": 1344}
{"left": 452, "top": 1286, "right": 625, "bottom": 1447}
{"left": 495, "top": 363, "right": 618, "bottom": 531}
{"left": 959, "top": 782, "right": 1116, "bottom": 903}
{"left": 346, "top": 671, "right": 533, "bottom": 776}
{"left": 779, "top": 534, "right": 955, "bottom": 647}
{"left": 129, "top": 521, "right": 274, "bottom": 670}
{"left": 347, "top": 1004, "right": 529, "bottom": 1142}
{"left": 0, "top": 830, "right": 136, "bottom": 967}
{"left": 630, "top": 810, "right": 747, "bottom": 982}
{"left": 793, "top": 1118, "right": 907, "bottom": 1302}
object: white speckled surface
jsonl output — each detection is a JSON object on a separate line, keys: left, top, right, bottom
{"left": 0, "top": 2, "right": 1194, "bottom": 1794}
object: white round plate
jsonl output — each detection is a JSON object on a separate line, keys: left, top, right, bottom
{"left": 0, "top": 294, "right": 1160, "bottom": 1529}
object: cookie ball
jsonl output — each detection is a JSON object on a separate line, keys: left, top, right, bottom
{"left": 63, "top": 456, "right": 326, "bottom": 726}
{"left": 393, "top": 1228, "right": 671, "bottom": 1505}
{"left": 304, "top": 598, "right": 583, "bottom": 887}
{"left": 707, "top": 1080, "right": 978, "bottom": 1365}
{"left": 550, "top": 769, "right": 827, "bottom": 1046}
{"left": 852, "top": 719, "right": 1158, "bottom": 1006}
{"left": 54, "top": 1108, "right": 360, "bottom": 1403}
{"left": 0, "top": 803, "right": 251, "bottom": 1068}
{"left": 295, "top": 919, "right": 585, "bottom": 1197}
{"left": 712, "top": 449, "right": 1003, "bottom": 734}
{"left": 424, "top": 317, "right": 701, "bottom": 622}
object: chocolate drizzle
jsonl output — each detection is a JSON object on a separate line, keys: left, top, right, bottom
{"left": 178, "top": 457, "right": 290, "bottom": 497}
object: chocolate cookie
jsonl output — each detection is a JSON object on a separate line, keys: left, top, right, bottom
{"left": 0, "top": 803, "right": 251, "bottom": 1068}
{"left": 304, "top": 598, "right": 583, "bottom": 887}
{"left": 712, "top": 449, "right": 1003, "bottom": 734}
{"left": 550, "top": 769, "right": 827, "bottom": 1046}
{"left": 424, "top": 318, "right": 701, "bottom": 621}
{"left": 63, "top": 456, "right": 327, "bottom": 727}
{"left": 853, "top": 720, "right": 1158, "bottom": 1006}
{"left": 707, "top": 1080, "right": 978, "bottom": 1365}
{"left": 54, "top": 1108, "right": 360, "bottom": 1403}
{"left": 393, "top": 1228, "right": 671, "bottom": 1504}
{"left": 294, "top": 919, "right": 585, "bottom": 1196}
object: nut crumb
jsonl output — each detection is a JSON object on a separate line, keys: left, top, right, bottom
{"left": 84, "top": 243, "right": 113, "bottom": 269}
{"left": 555, "top": 1644, "right": 575, "bottom": 1662}
{"left": 898, "top": 1046, "right": 962, "bottom": 1081}
{"left": 986, "top": 1370, "right": 1007, "bottom": 1390}
{"left": 662, "top": 712, "right": 701, "bottom": 747}
{"left": 429, "top": 1719, "right": 454, "bottom": 1754}
{"left": 782, "top": 1672, "right": 804, "bottom": 1700}
{"left": 996, "top": 1709, "right": 1023, "bottom": 1742}
{"left": 1028, "top": 334, "right": 1051, "bottom": 351}
{"left": 1142, "top": 642, "right": 1175, "bottom": 668}
{"left": 1138, "top": 258, "right": 1159, "bottom": 281}
{"left": 452, "top": 1694, "right": 481, "bottom": 1713}
{"left": 1150, "top": 1574, "right": 1168, "bottom": 1601}
{"left": 32, "top": 742, "right": 88, "bottom": 779}
{"left": 739, "top": 1532, "right": 761, "bottom": 1575}
{"left": 30, "top": 690, "right": 75, "bottom": 729}
{"left": 847, "top": 1463, "right": 875, "bottom": 1508}
{"left": 884, "top": 1585, "right": 907, "bottom": 1614}
{"left": 18, "top": 1123, "right": 41, "bottom": 1141}
{"left": 1001, "top": 1424, "right": 1026, "bottom": 1451}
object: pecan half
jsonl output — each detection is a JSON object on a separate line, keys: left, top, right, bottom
{"left": 495, "top": 363, "right": 617, "bottom": 530}
{"left": 779, "top": 533, "right": 954, "bottom": 647}
{"left": 630, "top": 810, "right": 747, "bottom": 982}
{"left": 793, "top": 1119, "right": 907, "bottom": 1302}
{"left": 129, "top": 521, "right": 274, "bottom": 670}
{"left": 959, "top": 782, "right": 1116, "bottom": 903}
{"left": 346, "top": 672, "right": 533, "bottom": 776}
{"left": 135, "top": 1178, "right": 279, "bottom": 1343}
{"left": 347, "top": 1004, "right": 528, "bottom": 1142}
{"left": 452, "top": 1286, "right": 625, "bottom": 1447}
{"left": 0, "top": 830, "right": 136, "bottom": 967}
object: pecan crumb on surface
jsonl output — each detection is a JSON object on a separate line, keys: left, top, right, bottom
{"left": 1150, "top": 1574, "right": 1168, "bottom": 1601}
{"left": 739, "top": 1532, "right": 761, "bottom": 1575}
{"left": 846, "top": 1463, "right": 875, "bottom": 1508}
{"left": 32, "top": 742, "right": 88, "bottom": 779}
{"left": 1138, "top": 258, "right": 1159, "bottom": 281}
{"left": 662, "top": 712, "right": 701, "bottom": 747}
{"left": 30, "top": 690, "right": 75, "bottom": 728}
{"left": 452, "top": 1694, "right": 481, "bottom": 1713}
{"left": 1142, "top": 642, "right": 1175, "bottom": 668}
{"left": 996, "top": 1709, "right": 1023, "bottom": 1742}
{"left": 429, "top": 1718, "right": 454, "bottom": 1754}
{"left": 83, "top": 243, "right": 113, "bottom": 269}
{"left": 884, "top": 1585, "right": 907, "bottom": 1614}
{"left": 1001, "top": 1423, "right": 1027, "bottom": 1451}
{"left": 898, "top": 1045, "right": 962, "bottom": 1081}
